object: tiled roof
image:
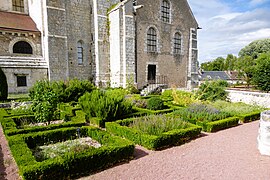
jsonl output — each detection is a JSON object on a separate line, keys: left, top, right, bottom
{"left": 199, "top": 71, "right": 231, "bottom": 80}
{"left": 0, "top": 11, "right": 39, "bottom": 32}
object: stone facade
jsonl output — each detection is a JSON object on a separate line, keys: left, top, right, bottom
{"left": 0, "top": 0, "right": 198, "bottom": 93}
{"left": 136, "top": 0, "right": 198, "bottom": 89}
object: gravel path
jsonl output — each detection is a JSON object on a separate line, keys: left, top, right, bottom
{"left": 80, "top": 121, "right": 270, "bottom": 180}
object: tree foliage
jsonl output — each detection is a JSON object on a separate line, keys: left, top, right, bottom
{"left": 201, "top": 54, "right": 237, "bottom": 71}
{"left": 195, "top": 80, "right": 228, "bottom": 102}
{"left": 239, "top": 38, "right": 270, "bottom": 59}
{"left": 0, "top": 67, "right": 8, "bottom": 101}
{"left": 253, "top": 53, "right": 270, "bottom": 92}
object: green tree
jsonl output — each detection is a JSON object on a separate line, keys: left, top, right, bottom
{"left": 235, "top": 55, "right": 256, "bottom": 87}
{"left": 201, "top": 57, "right": 225, "bottom": 71}
{"left": 239, "top": 38, "right": 270, "bottom": 59}
{"left": 195, "top": 80, "right": 228, "bottom": 102}
{"left": 253, "top": 53, "right": 270, "bottom": 92}
{"left": 0, "top": 67, "right": 8, "bottom": 101}
{"left": 224, "top": 54, "right": 237, "bottom": 70}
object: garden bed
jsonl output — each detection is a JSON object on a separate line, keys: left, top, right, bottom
{"left": 7, "top": 126, "right": 134, "bottom": 180}
{"left": 0, "top": 108, "right": 86, "bottom": 136}
{"left": 105, "top": 115, "right": 202, "bottom": 150}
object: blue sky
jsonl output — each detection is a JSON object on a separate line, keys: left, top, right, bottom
{"left": 187, "top": 0, "right": 270, "bottom": 63}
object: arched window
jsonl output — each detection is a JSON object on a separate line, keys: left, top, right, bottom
{"left": 77, "top": 41, "right": 83, "bottom": 64}
{"left": 13, "top": 41, "right": 33, "bottom": 54}
{"left": 161, "top": 0, "right": 170, "bottom": 23}
{"left": 174, "top": 32, "right": 182, "bottom": 54}
{"left": 12, "top": 0, "right": 24, "bottom": 12}
{"left": 147, "top": 27, "right": 157, "bottom": 52}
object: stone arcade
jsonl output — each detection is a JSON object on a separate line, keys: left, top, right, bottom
{"left": 0, "top": 0, "right": 199, "bottom": 93}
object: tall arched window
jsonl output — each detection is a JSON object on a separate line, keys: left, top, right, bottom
{"left": 13, "top": 41, "right": 33, "bottom": 54}
{"left": 174, "top": 32, "right": 182, "bottom": 54}
{"left": 12, "top": 0, "right": 24, "bottom": 12}
{"left": 161, "top": 0, "right": 170, "bottom": 23}
{"left": 147, "top": 27, "right": 157, "bottom": 52}
{"left": 77, "top": 41, "right": 83, "bottom": 64}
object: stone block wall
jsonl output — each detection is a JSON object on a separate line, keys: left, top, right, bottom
{"left": 136, "top": 0, "right": 198, "bottom": 89}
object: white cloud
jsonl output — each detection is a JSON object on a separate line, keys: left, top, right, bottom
{"left": 188, "top": 0, "right": 270, "bottom": 63}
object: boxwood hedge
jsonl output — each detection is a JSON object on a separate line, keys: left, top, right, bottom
{"left": 8, "top": 126, "right": 134, "bottom": 180}
{"left": 196, "top": 117, "right": 240, "bottom": 132}
{"left": 238, "top": 111, "right": 261, "bottom": 123}
{"left": 105, "top": 118, "right": 202, "bottom": 150}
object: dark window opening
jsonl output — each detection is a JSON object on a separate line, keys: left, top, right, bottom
{"left": 17, "top": 76, "right": 27, "bottom": 87}
{"left": 174, "top": 33, "right": 182, "bottom": 54}
{"left": 13, "top": 41, "right": 33, "bottom": 54}
{"left": 12, "top": 0, "right": 24, "bottom": 12}
{"left": 77, "top": 41, "right": 83, "bottom": 64}
{"left": 161, "top": 0, "right": 170, "bottom": 23}
{"left": 147, "top": 28, "right": 157, "bottom": 52}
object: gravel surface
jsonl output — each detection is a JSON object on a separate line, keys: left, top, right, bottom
{"left": 0, "top": 125, "right": 21, "bottom": 180}
{"left": 80, "top": 121, "right": 270, "bottom": 180}
{"left": 1, "top": 121, "right": 270, "bottom": 180}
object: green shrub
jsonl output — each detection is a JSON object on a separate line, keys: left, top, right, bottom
{"left": 106, "top": 117, "right": 202, "bottom": 150}
{"left": 8, "top": 126, "right": 134, "bottom": 180}
{"left": 130, "top": 115, "right": 190, "bottom": 136}
{"left": 64, "top": 79, "right": 96, "bottom": 102}
{"left": 211, "top": 100, "right": 264, "bottom": 116}
{"left": 79, "top": 89, "right": 132, "bottom": 125}
{"left": 147, "top": 97, "right": 165, "bottom": 110}
{"left": 195, "top": 80, "right": 228, "bottom": 101}
{"left": 0, "top": 67, "right": 8, "bottom": 101}
{"left": 238, "top": 111, "right": 261, "bottom": 123}
{"left": 173, "top": 103, "right": 231, "bottom": 123}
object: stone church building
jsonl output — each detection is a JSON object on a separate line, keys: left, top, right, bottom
{"left": 0, "top": 0, "right": 199, "bottom": 93}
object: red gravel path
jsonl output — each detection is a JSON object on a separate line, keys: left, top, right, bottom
{"left": 80, "top": 121, "right": 270, "bottom": 180}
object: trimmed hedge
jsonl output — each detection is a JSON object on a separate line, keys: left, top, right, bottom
{"left": 105, "top": 118, "right": 202, "bottom": 150}
{"left": 0, "top": 114, "right": 86, "bottom": 136}
{"left": 8, "top": 126, "right": 134, "bottom": 180}
{"left": 196, "top": 117, "right": 240, "bottom": 132}
{"left": 133, "top": 106, "right": 173, "bottom": 115}
{"left": 238, "top": 111, "right": 261, "bottom": 123}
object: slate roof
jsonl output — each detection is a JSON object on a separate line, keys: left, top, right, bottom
{"left": 199, "top": 71, "right": 231, "bottom": 81}
{"left": 0, "top": 11, "right": 39, "bottom": 32}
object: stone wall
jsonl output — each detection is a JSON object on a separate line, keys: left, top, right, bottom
{"left": 136, "top": 0, "right": 198, "bottom": 89}
{"left": 227, "top": 90, "right": 270, "bottom": 108}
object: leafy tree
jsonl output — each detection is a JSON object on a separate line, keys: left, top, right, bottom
{"left": 239, "top": 38, "right": 270, "bottom": 59}
{"left": 235, "top": 55, "right": 256, "bottom": 87}
{"left": 201, "top": 57, "right": 225, "bottom": 71}
{"left": 0, "top": 67, "right": 8, "bottom": 101}
{"left": 253, "top": 53, "right": 270, "bottom": 92}
{"left": 224, "top": 54, "right": 237, "bottom": 70}
{"left": 195, "top": 80, "right": 228, "bottom": 102}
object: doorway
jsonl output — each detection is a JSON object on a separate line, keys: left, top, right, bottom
{"left": 147, "top": 65, "right": 156, "bottom": 84}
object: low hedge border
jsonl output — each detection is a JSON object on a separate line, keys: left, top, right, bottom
{"left": 238, "top": 111, "right": 261, "bottom": 123}
{"left": 0, "top": 115, "right": 86, "bottom": 136}
{"left": 8, "top": 126, "right": 134, "bottom": 180}
{"left": 133, "top": 106, "right": 174, "bottom": 115}
{"left": 105, "top": 118, "right": 202, "bottom": 150}
{"left": 196, "top": 117, "right": 240, "bottom": 133}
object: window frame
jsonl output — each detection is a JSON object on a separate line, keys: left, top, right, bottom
{"left": 12, "top": 0, "right": 24, "bottom": 13}
{"left": 173, "top": 32, "right": 182, "bottom": 55}
{"left": 161, "top": 0, "right": 171, "bottom": 23}
{"left": 77, "top": 41, "right": 84, "bottom": 65}
{"left": 147, "top": 27, "right": 157, "bottom": 52}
